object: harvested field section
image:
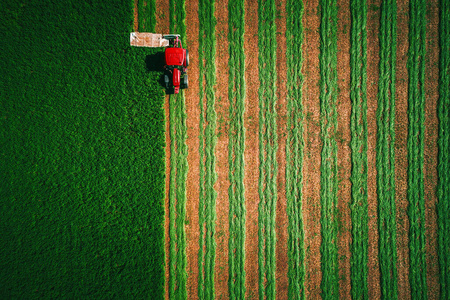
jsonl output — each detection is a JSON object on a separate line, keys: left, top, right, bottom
{"left": 407, "top": 0, "right": 428, "bottom": 297}
{"left": 227, "top": 0, "right": 247, "bottom": 298}
{"left": 197, "top": 0, "right": 218, "bottom": 298}
{"left": 366, "top": 0, "right": 381, "bottom": 297}
{"left": 167, "top": 0, "right": 188, "bottom": 299}
{"left": 257, "top": 0, "right": 279, "bottom": 298}
{"left": 377, "top": 0, "right": 399, "bottom": 299}
{"left": 285, "top": 0, "right": 306, "bottom": 298}
{"left": 319, "top": 0, "right": 340, "bottom": 298}
{"left": 438, "top": 0, "right": 450, "bottom": 298}
{"left": 349, "top": 0, "right": 369, "bottom": 299}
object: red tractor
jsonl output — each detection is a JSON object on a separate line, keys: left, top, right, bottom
{"left": 163, "top": 34, "right": 189, "bottom": 94}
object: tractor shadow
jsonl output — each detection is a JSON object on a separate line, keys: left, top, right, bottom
{"left": 145, "top": 52, "right": 174, "bottom": 94}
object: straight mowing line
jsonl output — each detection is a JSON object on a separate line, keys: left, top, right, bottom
{"left": 349, "top": 0, "right": 369, "bottom": 299}
{"left": 198, "top": 0, "right": 218, "bottom": 298}
{"left": 257, "top": 0, "right": 278, "bottom": 298}
{"left": 407, "top": 0, "right": 427, "bottom": 298}
{"left": 438, "top": 0, "right": 450, "bottom": 298}
{"left": 227, "top": 0, "right": 246, "bottom": 298}
{"left": 376, "top": 0, "right": 398, "bottom": 298}
{"left": 169, "top": 0, "right": 187, "bottom": 299}
{"left": 285, "top": 0, "right": 305, "bottom": 299}
{"left": 319, "top": 0, "right": 339, "bottom": 298}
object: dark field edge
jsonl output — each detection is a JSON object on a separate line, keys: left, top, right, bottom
{"left": 376, "top": 0, "right": 399, "bottom": 298}
{"left": 168, "top": 0, "right": 188, "bottom": 299}
{"left": 197, "top": 0, "right": 218, "bottom": 298}
{"left": 319, "top": 0, "right": 340, "bottom": 298}
{"left": 0, "top": 0, "right": 165, "bottom": 298}
{"left": 285, "top": 0, "right": 306, "bottom": 299}
{"left": 349, "top": 0, "right": 369, "bottom": 299}
{"left": 437, "top": 0, "right": 450, "bottom": 298}
{"left": 257, "top": 0, "right": 279, "bottom": 298}
{"left": 407, "top": 0, "right": 427, "bottom": 298}
{"left": 227, "top": 0, "right": 247, "bottom": 298}
{"left": 138, "top": 0, "right": 156, "bottom": 32}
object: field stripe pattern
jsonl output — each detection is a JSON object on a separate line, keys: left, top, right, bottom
{"left": 227, "top": 0, "right": 247, "bottom": 298}
{"left": 319, "top": 0, "right": 340, "bottom": 298}
{"left": 169, "top": 0, "right": 188, "bottom": 298}
{"left": 407, "top": 0, "right": 427, "bottom": 298}
{"left": 376, "top": 0, "right": 398, "bottom": 298}
{"left": 438, "top": 0, "right": 450, "bottom": 298}
{"left": 285, "top": 0, "right": 306, "bottom": 299}
{"left": 197, "top": 0, "right": 218, "bottom": 298}
{"left": 349, "top": 0, "right": 369, "bottom": 298}
{"left": 257, "top": 0, "right": 278, "bottom": 298}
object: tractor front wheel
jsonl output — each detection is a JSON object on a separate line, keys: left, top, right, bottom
{"left": 185, "top": 49, "right": 189, "bottom": 67}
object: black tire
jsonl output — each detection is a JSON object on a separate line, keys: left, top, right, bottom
{"left": 181, "top": 73, "right": 188, "bottom": 89}
{"left": 164, "top": 74, "right": 170, "bottom": 89}
{"left": 185, "top": 49, "right": 189, "bottom": 67}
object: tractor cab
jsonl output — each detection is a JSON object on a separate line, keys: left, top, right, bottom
{"left": 163, "top": 34, "right": 189, "bottom": 94}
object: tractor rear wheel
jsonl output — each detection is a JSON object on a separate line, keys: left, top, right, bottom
{"left": 181, "top": 74, "right": 188, "bottom": 89}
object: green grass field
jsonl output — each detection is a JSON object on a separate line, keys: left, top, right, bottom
{"left": 0, "top": 0, "right": 166, "bottom": 298}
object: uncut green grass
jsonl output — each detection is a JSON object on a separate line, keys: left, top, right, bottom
{"left": 0, "top": 0, "right": 165, "bottom": 299}
{"left": 257, "top": 0, "right": 278, "bottom": 298}
{"left": 198, "top": 0, "right": 218, "bottom": 298}
{"left": 349, "top": 0, "right": 369, "bottom": 299}
{"left": 319, "top": 0, "right": 339, "bottom": 298}
{"left": 285, "top": 0, "right": 305, "bottom": 299}
{"left": 227, "top": 0, "right": 246, "bottom": 298}
{"left": 407, "top": 0, "right": 427, "bottom": 298}
{"left": 438, "top": 0, "right": 450, "bottom": 298}
{"left": 376, "top": 0, "right": 398, "bottom": 298}
{"left": 168, "top": 0, "right": 188, "bottom": 299}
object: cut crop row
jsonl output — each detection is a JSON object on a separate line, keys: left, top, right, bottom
{"left": 197, "top": 0, "right": 218, "bottom": 299}
{"left": 257, "top": 0, "right": 278, "bottom": 298}
{"left": 227, "top": 0, "right": 246, "bottom": 298}
{"left": 285, "top": 0, "right": 306, "bottom": 299}
{"left": 168, "top": 0, "right": 188, "bottom": 299}
{"left": 438, "top": 0, "right": 450, "bottom": 298}
{"left": 376, "top": 0, "right": 398, "bottom": 298}
{"left": 349, "top": 0, "right": 369, "bottom": 299}
{"left": 407, "top": 0, "right": 427, "bottom": 298}
{"left": 137, "top": 0, "right": 156, "bottom": 32}
{"left": 319, "top": 0, "right": 339, "bottom": 298}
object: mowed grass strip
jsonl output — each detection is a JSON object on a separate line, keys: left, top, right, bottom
{"left": 168, "top": 0, "right": 188, "bottom": 299}
{"left": 227, "top": 0, "right": 246, "bottom": 298}
{"left": 0, "top": 0, "right": 165, "bottom": 298}
{"left": 438, "top": 0, "right": 450, "bottom": 298}
{"left": 257, "top": 0, "right": 278, "bottom": 298}
{"left": 285, "top": 0, "right": 305, "bottom": 299}
{"left": 198, "top": 0, "right": 218, "bottom": 298}
{"left": 137, "top": 0, "right": 156, "bottom": 32}
{"left": 376, "top": 0, "right": 398, "bottom": 298}
{"left": 319, "top": 0, "right": 339, "bottom": 298}
{"left": 407, "top": 0, "right": 427, "bottom": 298}
{"left": 349, "top": 0, "right": 369, "bottom": 299}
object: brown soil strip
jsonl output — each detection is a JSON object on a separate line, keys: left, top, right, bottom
{"left": 244, "top": 0, "right": 260, "bottom": 298}
{"left": 366, "top": 0, "right": 381, "bottom": 298}
{"left": 214, "top": 1, "right": 231, "bottom": 298}
{"left": 336, "top": 0, "right": 352, "bottom": 298}
{"left": 424, "top": 1, "right": 440, "bottom": 298}
{"left": 185, "top": 0, "right": 201, "bottom": 298}
{"left": 155, "top": 0, "right": 170, "bottom": 34}
{"left": 395, "top": 0, "right": 411, "bottom": 298}
{"left": 275, "top": 0, "right": 289, "bottom": 298}
{"left": 302, "top": 0, "right": 322, "bottom": 298}
{"left": 134, "top": 0, "right": 139, "bottom": 32}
